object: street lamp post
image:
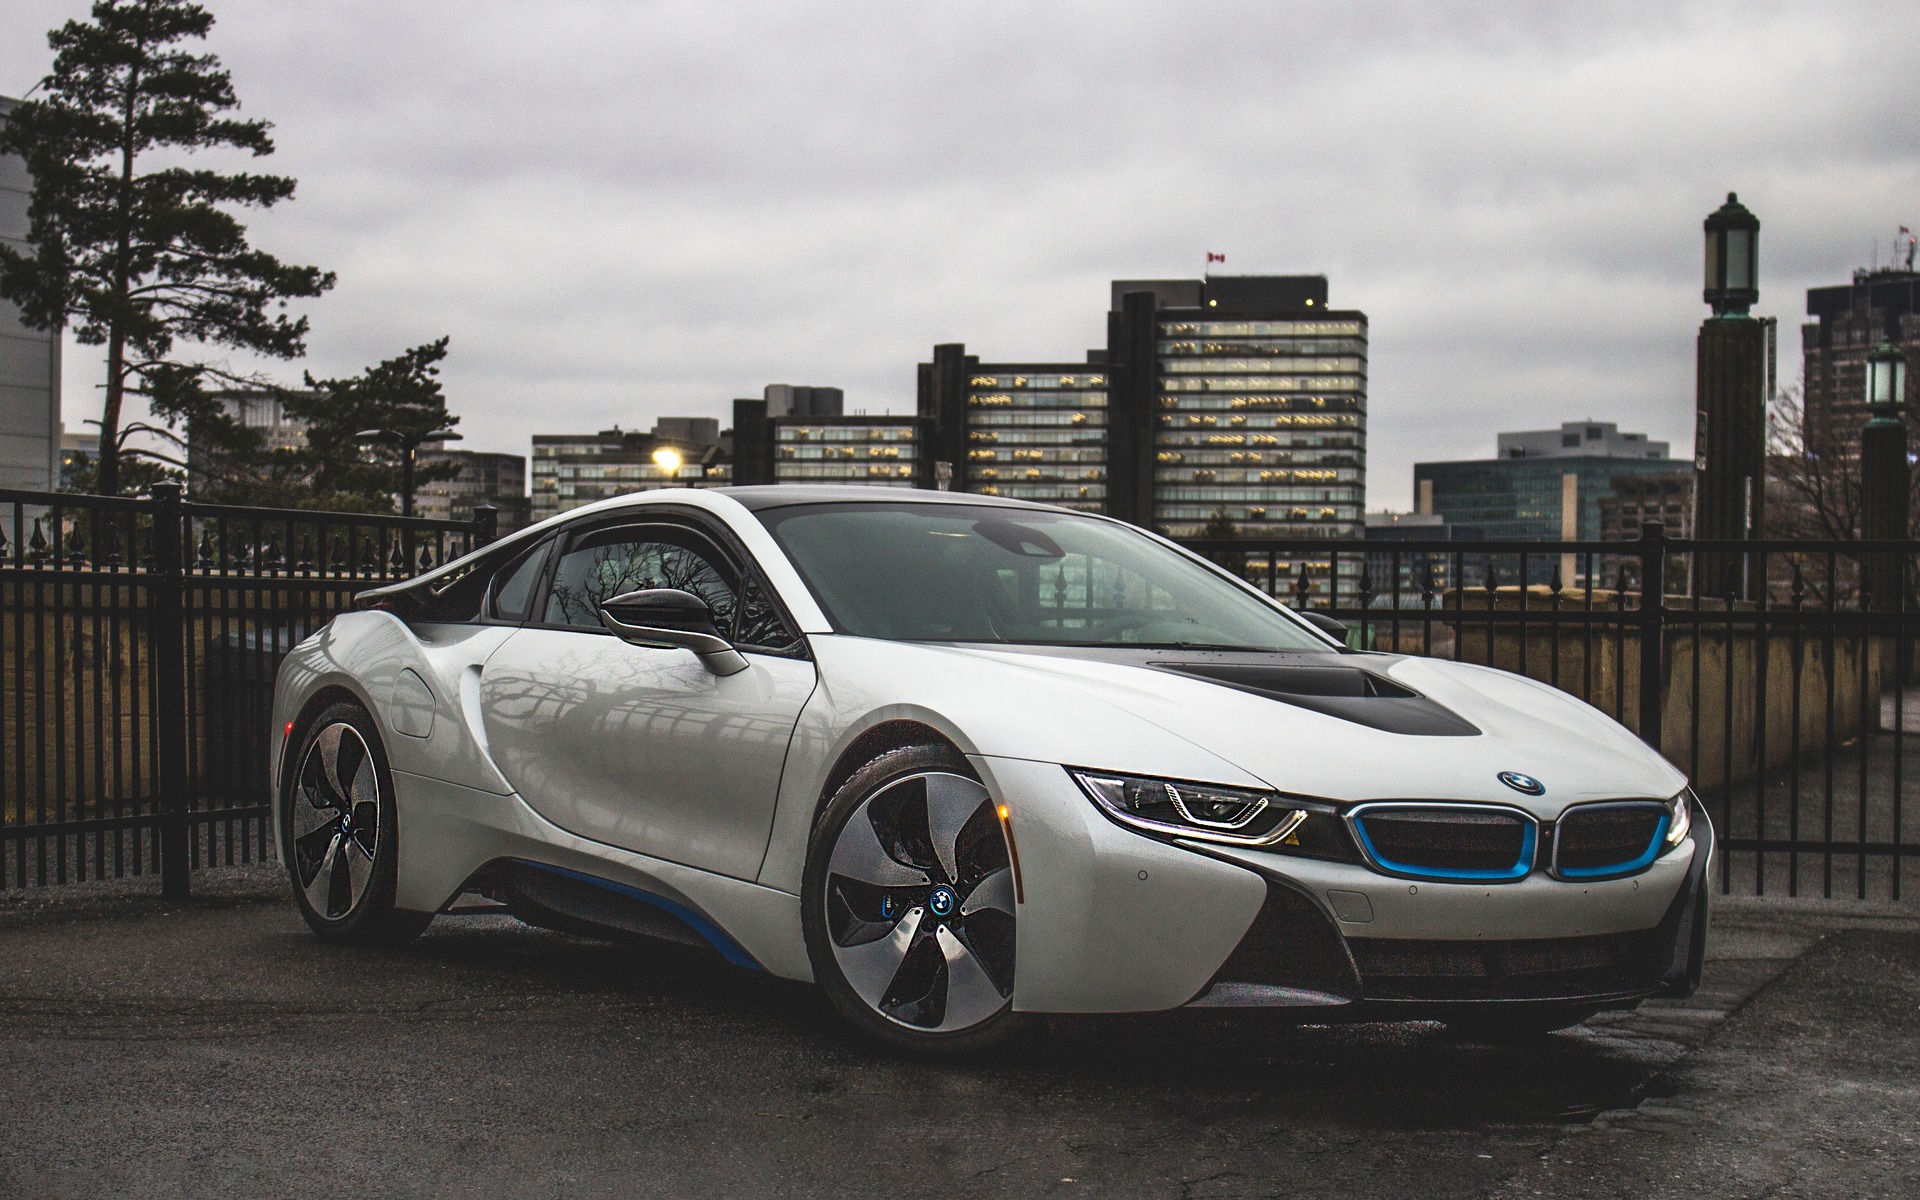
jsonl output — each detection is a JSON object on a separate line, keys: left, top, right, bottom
{"left": 354, "top": 427, "right": 461, "bottom": 518}
{"left": 1861, "top": 341, "right": 1910, "bottom": 612}
{"left": 1695, "top": 192, "right": 1767, "bottom": 599}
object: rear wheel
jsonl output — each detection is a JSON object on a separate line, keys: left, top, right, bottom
{"left": 802, "top": 745, "right": 1020, "bottom": 1057}
{"left": 282, "top": 701, "right": 432, "bottom": 946}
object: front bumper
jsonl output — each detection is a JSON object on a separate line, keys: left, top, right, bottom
{"left": 1188, "top": 820, "right": 1711, "bottom": 1021}
{"left": 979, "top": 755, "right": 1712, "bottom": 1017}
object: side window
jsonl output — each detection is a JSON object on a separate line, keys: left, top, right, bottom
{"left": 542, "top": 526, "right": 739, "bottom": 633}
{"left": 732, "top": 575, "right": 799, "bottom": 651}
{"left": 488, "top": 539, "right": 550, "bottom": 622}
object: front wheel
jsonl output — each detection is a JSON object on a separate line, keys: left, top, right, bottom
{"left": 282, "top": 700, "right": 432, "bottom": 947}
{"left": 802, "top": 745, "right": 1021, "bottom": 1057}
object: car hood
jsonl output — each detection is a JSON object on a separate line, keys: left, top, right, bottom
{"left": 940, "top": 645, "right": 1686, "bottom": 817}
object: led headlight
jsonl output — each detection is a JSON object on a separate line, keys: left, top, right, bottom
{"left": 1664, "top": 788, "right": 1695, "bottom": 851}
{"left": 1069, "top": 768, "right": 1352, "bottom": 856}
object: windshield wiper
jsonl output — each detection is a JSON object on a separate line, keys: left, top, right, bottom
{"left": 1104, "top": 641, "right": 1262, "bottom": 652}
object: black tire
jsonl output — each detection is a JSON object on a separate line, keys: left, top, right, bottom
{"left": 281, "top": 700, "right": 432, "bottom": 947}
{"left": 1443, "top": 1004, "right": 1599, "bottom": 1041}
{"left": 802, "top": 743, "right": 1023, "bottom": 1058}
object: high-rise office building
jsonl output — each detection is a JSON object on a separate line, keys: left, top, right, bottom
{"left": 1134, "top": 277, "right": 1366, "bottom": 540}
{"left": 729, "top": 384, "right": 927, "bottom": 488}
{"left": 530, "top": 420, "right": 728, "bottom": 522}
{"left": 0, "top": 96, "right": 62, "bottom": 492}
{"left": 919, "top": 275, "right": 1367, "bottom": 541}
{"left": 415, "top": 449, "right": 532, "bottom": 531}
{"left": 918, "top": 351, "right": 1108, "bottom": 512}
{"left": 770, "top": 415, "right": 923, "bottom": 487}
{"left": 1802, "top": 268, "right": 1920, "bottom": 456}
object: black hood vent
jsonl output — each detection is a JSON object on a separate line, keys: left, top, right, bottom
{"left": 1152, "top": 662, "right": 1480, "bottom": 737}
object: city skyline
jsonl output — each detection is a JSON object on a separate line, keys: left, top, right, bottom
{"left": 4, "top": 0, "right": 1916, "bottom": 510}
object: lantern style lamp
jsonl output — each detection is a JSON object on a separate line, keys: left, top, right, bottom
{"left": 1866, "top": 340, "right": 1908, "bottom": 416}
{"left": 1703, "top": 192, "right": 1760, "bottom": 317}
{"left": 1860, "top": 340, "right": 1910, "bottom": 592}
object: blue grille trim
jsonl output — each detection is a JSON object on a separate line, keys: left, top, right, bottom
{"left": 1349, "top": 807, "right": 1538, "bottom": 883}
{"left": 1553, "top": 806, "right": 1672, "bottom": 880}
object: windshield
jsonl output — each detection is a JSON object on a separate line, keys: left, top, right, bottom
{"left": 757, "top": 502, "right": 1329, "bottom": 651}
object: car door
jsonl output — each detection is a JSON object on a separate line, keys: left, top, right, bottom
{"left": 479, "top": 514, "right": 816, "bottom": 880}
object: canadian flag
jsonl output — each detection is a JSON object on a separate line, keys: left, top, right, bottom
{"left": 1207, "top": 251, "right": 1226, "bottom": 264}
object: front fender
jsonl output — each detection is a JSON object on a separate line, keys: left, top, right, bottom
{"left": 270, "top": 613, "right": 523, "bottom": 876}
{"left": 753, "top": 635, "right": 1261, "bottom": 894}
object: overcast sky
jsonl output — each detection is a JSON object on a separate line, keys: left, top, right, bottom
{"left": 6, "top": 0, "right": 1916, "bottom": 508}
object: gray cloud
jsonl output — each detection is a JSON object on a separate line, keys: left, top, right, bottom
{"left": 6, "top": 0, "right": 1915, "bottom": 506}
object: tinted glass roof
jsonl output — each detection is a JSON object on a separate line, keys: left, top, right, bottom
{"left": 716, "top": 485, "right": 1053, "bottom": 513}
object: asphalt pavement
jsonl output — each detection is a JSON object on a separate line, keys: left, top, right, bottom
{"left": 0, "top": 869, "right": 1913, "bottom": 1199}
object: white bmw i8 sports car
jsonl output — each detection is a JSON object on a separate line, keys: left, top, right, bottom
{"left": 272, "top": 486, "right": 1710, "bottom": 1054}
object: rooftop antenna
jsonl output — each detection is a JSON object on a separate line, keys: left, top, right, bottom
{"left": 1904, "top": 225, "right": 1916, "bottom": 271}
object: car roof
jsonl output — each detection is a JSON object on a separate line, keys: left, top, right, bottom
{"left": 355, "top": 486, "right": 1063, "bottom": 610}
{"left": 709, "top": 486, "right": 1057, "bottom": 513}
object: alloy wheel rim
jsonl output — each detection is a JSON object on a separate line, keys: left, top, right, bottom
{"left": 290, "top": 722, "right": 381, "bottom": 921}
{"left": 824, "top": 771, "right": 1015, "bottom": 1032}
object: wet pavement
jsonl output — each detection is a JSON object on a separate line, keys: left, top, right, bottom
{"left": 0, "top": 869, "right": 1913, "bottom": 1198}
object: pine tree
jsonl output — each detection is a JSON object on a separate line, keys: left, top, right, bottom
{"left": 289, "top": 338, "right": 461, "bottom": 514}
{"left": 0, "top": 0, "right": 334, "bottom": 495}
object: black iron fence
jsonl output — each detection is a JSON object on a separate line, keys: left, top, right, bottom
{"left": 1, "top": 485, "right": 493, "bottom": 896}
{"left": 2, "top": 494, "right": 1913, "bottom": 903}
{"left": 1186, "top": 525, "right": 1917, "bottom": 901}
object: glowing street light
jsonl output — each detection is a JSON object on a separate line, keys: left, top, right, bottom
{"left": 652, "top": 446, "right": 684, "bottom": 476}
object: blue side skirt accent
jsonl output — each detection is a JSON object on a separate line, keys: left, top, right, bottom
{"left": 512, "top": 859, "right": 764, "bottom": 972}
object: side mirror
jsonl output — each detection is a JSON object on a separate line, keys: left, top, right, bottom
{"left": 1297, "top": 610, "right": 1348, "bottom": 640}
{"left": 598, "top": 588, "right": 748, "bottom": 676}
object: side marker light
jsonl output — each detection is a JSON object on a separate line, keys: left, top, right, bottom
{"left": 994, "top": 803, "right": 1026, "bottom": 905}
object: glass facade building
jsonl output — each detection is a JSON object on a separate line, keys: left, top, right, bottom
{"left": 1152, "top": 317, "right": 1366, "bottom": 539}
{"left": 772, "top": 416, "right": 923, "bottom": 486}
{"left": 918, "top": 276, "right": 1367, "bottom": 554}
{"left": 530, "top": 426, "right": 728, "bottom": 522}
{"left": 415, "top": 449, "right": 532, "bottom": 532}
{"left": 963, "top": 366, "right": 1108, "bottom": 511}
{"left": 1415, "top": 454, "right": 1692, "bottom": 542}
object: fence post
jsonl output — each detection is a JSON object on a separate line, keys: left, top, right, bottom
{"left": 1637, "top": 521, "right": 1666, "bottom": 753}
{"left": 149, "top": 483, "right": 191, "bottom": 900}
{"left": 471, "top": 503, "right": 499, "bottom": 548}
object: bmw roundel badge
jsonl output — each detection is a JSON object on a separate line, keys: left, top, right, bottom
{"left": 1498, "top": 771, "right": 1545, "bottom": 796}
